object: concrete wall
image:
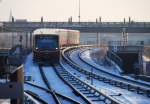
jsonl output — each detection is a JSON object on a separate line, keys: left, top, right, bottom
{"left": 0, "top": 32, "right": 150, "bottom": 48}
{"left": 0, "top": 32, "right": 31, "bottom": 49}
{"left": 80, "top": 33, "right": 150, "bottom": 45}
{"left": 117, "top": 53, "right": 139, "bottom": 74}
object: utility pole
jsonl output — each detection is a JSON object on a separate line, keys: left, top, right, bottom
{"left": 41, "top": 16, "right": 43, "bottom": 23}
{"left": 99, "top": 16, "right": 101, "bottom": 23}
{"left": 91, "top": 67, "right": 93, "bottom": 85}
{"left": 78, "top": 0, "right": 81, "bottom": 23}
{"left": 123, "top": 18, "right": 126, "bottom": 24}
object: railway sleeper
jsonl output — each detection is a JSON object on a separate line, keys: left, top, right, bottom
{"left": 59, "top": 73, "right": 68, "bottom": 77}
{"left": 60, "top": 71, "right": 68, "bottom": 74}
{"left": 69, "top": 79, "right": 78, "bottom": 83}
{"left": 70, "top": 80, "right": 78, "bottom": 84}
{"left": 119, "top": 82, "right": 126, "bottom": 88}
{"left": 146, "top": 90, "right": 150, "bottom": 97}
{"left": 93, "top": 75, "right": 99, "bottom": 79}
{"left": 79, "top": 86, "right": 91, "bottom": 91}
{"left": 73, "top": 82, "right": 82, "bottom": 86}
{"left": 105, "top": 99, "right": 112, "bottom": 104}
{"left": 62, "top": 76, "right": 69, "bottom": 79}
{"left": 103, "top": 78, "right": 111, "bottom": 83}
{"left": 82, "top": 90, "right": 92, "bottom": 94}
{"left": 80, "top": 89, "right": 89, "bottom": 92}
{"left": 78, "top": 69, "right": 83, "bottom": 72}
{"left": 90, "top": 95, "right": 106, "bottom": 102}
{"left": 136, "top": 88, "right": 145, "bottom": 95}
{"left": 109, "top": 80, "right": 116, "bottom": 85}
{"left": 60, "top": 74, "right": 69, "bottom": 77}
{"left": 68, "top": 75, "right": 74, "bottom": 79}
{"left": 82, "top": 89, "right": 97, "bottom": 96}
{"left": 84, "top": 71, "right": 90, "bottom": 75}
{"left": 80, "top": 87, "right": 91, "bottom": 92}
{"left": 86, "top": 93, "right": 99, "bottom": 97}
{"left": 61, "top": 76, "right": 70, "bottom": 80}
{"left": 74, "top": 80, "right": 82, "bottom": 85}
{"left": 70, "top": 82, "right": 78, "bottom": 85}
{"left": 71, "top": 65, "right": 76, "bottom": 69}
{"left": 67, "top": 77, "right": 74, "bottom": 81}
{"left": 98, "top": 77, "right": 105, "bottom": 81}
{"left": 89, "top": 89, "right": 97, "bottom": 94}
{"left": 88, "top": 93, "right": 109, "bottom": 103}
{"left": 83, "top": 84, "right": 89, "bottom": 88}
{"left": 57, "top": 70, "right": 68, "bottom": 73}
{"left": 91, "top": 98, "right": 105, "bottom": 102}
{"left": 68, "top": 79, "right": 78, "bottom": 84}
{"left": 127, "top": 85, "right": 136, "bottom": 91}
{"left": 54, "top": 66, "right": 63, "bottom": 69}
{"left": 114, "top": 82, "right": 122, "bottom": 87}
{"left": 75, "top": 82, "right": 85, "bottom": 86}
{"left": 76, "top": 86, "right": 86, "bottom": 90}
{"left": 79, "top": 82, "right": 85, "bottom": 86}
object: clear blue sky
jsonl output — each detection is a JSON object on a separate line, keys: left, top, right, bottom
{"left": 0, "top": 0, "right": 150, "bottom": 22}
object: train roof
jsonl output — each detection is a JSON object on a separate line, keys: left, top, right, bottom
{"left": 33, "top": 28, "right": 79, "bottom": 35}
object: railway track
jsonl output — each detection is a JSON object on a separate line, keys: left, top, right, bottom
{"left": 24, "top": 91, "right": 45, "bottom": 104}
{"left": 79, "top": 48, "right": 150, "bottom": 88}
{"left": 25, "top": 90, "right": 48, "bottom": 104}
{"left": 53, "top": 62, "right": 123, "bottom": 104}
{"left": 62, "top": 46, "right": 150, "bottom": 98}
{"left": 38, "top": 65, "right": 82, "bottom": 104}
{"left": 25, "top": 81, "right": 80, "bottom": 104}
{"left": 39, "top": 65, "right": 61, "bottom": 104}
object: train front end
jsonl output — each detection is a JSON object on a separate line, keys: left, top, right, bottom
{"left": 33, "top": 34, "right": 60, "bottom": 64}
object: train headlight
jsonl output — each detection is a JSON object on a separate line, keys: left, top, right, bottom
{"left": 36, "top": 47, "right": 38, "bottom": 50}
{"left": 56, "top": 48, "right": 58, "bottom": 49}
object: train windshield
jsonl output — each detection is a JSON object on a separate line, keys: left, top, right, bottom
{"left": 36, "top": 35, "right": 59, "bottom": 50}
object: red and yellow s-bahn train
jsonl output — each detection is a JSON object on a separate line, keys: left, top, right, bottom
{"left": 32, "top": 28, "right": 80, "bottom": 63}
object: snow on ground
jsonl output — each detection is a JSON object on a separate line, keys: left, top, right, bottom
{"left": 24, "top": 53, "right": 56, "bottom": 104}
{"left": 24, "top": 83, "right": 55, "bottom": 103}
{"left": 69, "top": 49, "right": 119, "bottom": 80}
{"left": 43, "top": 66, "right": 86, "bottom": 104}
{"left": 24, "top": 53, "right": 86, "bottom": 104}
{"left": 81, "top": 48, "right": 150, "bottom": 85}
{"left": 25, "top": 93, "right": 41, "bottom": 104}
{"left": 81, "top": 48, "right": 121, "bottom": 75}
{"left": 66, "top": 49, "right": 150, "bottom": 104}
{"left": 23, "top": 50, "right": 150, "bottom": 104}
{"left": 24, "top": 53, "right": 47, "bottom": 88}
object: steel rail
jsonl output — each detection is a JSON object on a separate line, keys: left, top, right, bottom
{"left": 39, "top": 65, "right": 62, "bottom": 104}
{"left": 25, "top": 82, "right": 80, "bottom": 103}
{"left": 24, "top": 92, "right": 41, "bottom": 104}
{"left": 79, "top": 47, "right": 150, "bottom": 87}
{"left": 78, "top": 48, "right": 150, "bottom": 96}
{"left": 53, "top": 62, "right": 124, "bottom": 104}
{"left": 25, "top": 90, "right": 48, "bottom": 104}
{"left": 25, "top": 82, "right": 81, "bottom": 104}
{"left": 62, "top": 46, "right": 150, "bottom": 98}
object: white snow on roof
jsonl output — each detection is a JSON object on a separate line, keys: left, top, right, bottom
{"left": 33, "top": 28, "right": 79, "bottom": 35}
